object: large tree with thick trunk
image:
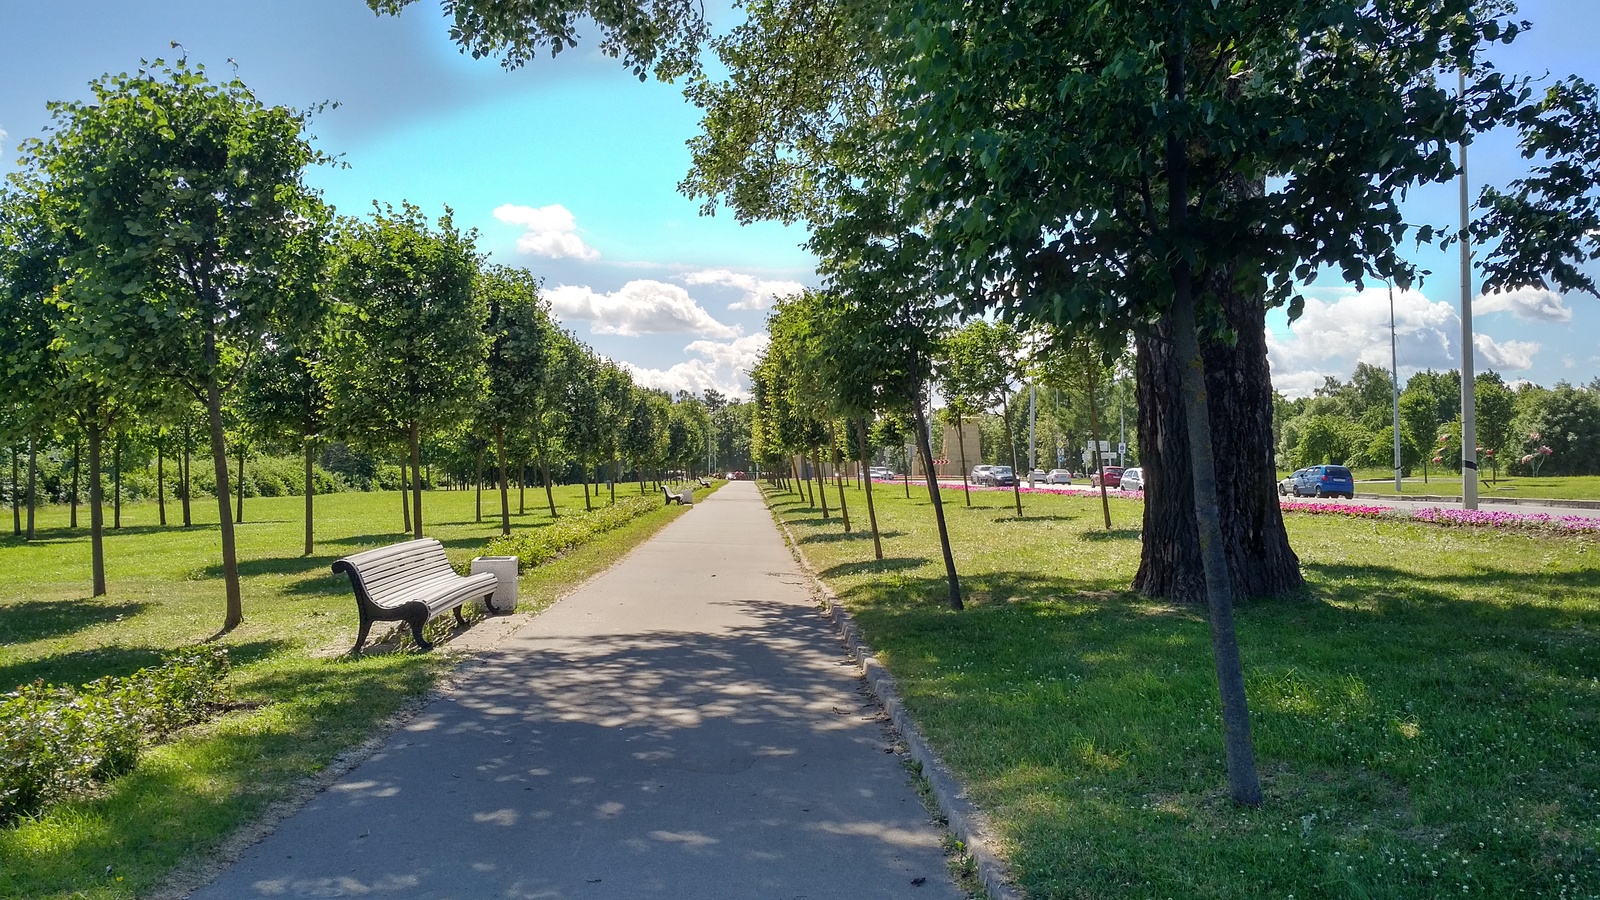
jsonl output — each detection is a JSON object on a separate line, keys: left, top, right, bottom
{"left": 1133, "top": 277, "right": 1302, "bottom": 605}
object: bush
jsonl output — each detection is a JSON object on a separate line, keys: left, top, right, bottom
{"left": 0, "top": 646, "right": 230, "bottom": 825}
{"left": 188, "top": 455, "right": 347, "bottom": 499}
{"left": 485, "top": 495, "right": 659, "bottom": 572}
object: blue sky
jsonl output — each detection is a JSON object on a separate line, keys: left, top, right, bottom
{"left": 2, "top": 0, "right": 1597, "bottom": 399}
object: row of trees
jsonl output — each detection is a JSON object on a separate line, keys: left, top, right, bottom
{"left": 1276, "top": 363, "right": 1600, "bottom": 479}
{"left": 381, "top": 0, "right": 1600, "bottom": 806}
{"left": 0, "top": 61, "right": 719, "bottom": 634}
{"left": 751, "top": 304, "right": 1137, "bottom": 565}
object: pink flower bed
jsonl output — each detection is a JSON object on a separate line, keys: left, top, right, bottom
{"left": 880, "top": 477, "right": 1600, "bottom": 534}
{"left": 1410, "top": 506, "right": 1600, "bottom": 534}
{"left": 1278, "top": 501, "right": 1389, "bottom": 518}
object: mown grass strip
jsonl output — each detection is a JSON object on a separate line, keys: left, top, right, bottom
{"left": 765, "top": 480, "right": 1599, "bottom": 899}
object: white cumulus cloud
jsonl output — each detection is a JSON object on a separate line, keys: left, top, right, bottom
{"left": 1473, "top": 334, "right": 1539, "bottom": 371}
{"left": 1474, "top": 286, "right": 1572, "bottom": 323}
{"left": 1267, "top": 285, "right": 1542, "bottom": 397}
{"left": 492, "top": 203, "right": 600, "bottom": 260}
{"left": 546, "top": 280, "right": 740, "bottom": 338}
{"left": 681, "top": 269, "right": 807, "bottom": 310}
{"left": 620, "top": 334, "right": 771, "bottom": 399}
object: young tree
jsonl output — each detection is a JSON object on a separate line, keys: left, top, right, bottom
{"left": 0, "top": 186, "right": 65, "bottom": 543}
{"left": 19, "top": 60, "right": 326, "bottom": 626}
{"left": 479, "top": 264, "right": 556, "bottom": 531}
{"left": 323, "top": 204, "right": 488, "bottom": 538}
{"left": 941, "top": 320, "right": 1028, "bottom": 517}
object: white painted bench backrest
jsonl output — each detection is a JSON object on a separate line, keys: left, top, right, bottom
{"left": 339, "top": 539, "right": 460, "bottom": 609}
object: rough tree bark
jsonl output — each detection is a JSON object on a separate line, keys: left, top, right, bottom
{"left": 1132, "top": 276, "right": 1302, "bottom": 604}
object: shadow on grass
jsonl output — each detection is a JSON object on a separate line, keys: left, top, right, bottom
{"left": 819, "top": 557, "right": 927, "bottom": 578}
{"left": 1074, "top": 528, "right": 1142, "bottom": 541}
{"left": 989, "top": 513, "right": 1082, "bottom": 523}
{"left": 0, "top": 598, "right": 150, "bottom": 645}
{"left": 799, "top": 530, "right": 906, "bottom": 545}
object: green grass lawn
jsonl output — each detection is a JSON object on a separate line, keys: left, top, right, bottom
{"left": 0, "top": 481, "right": 706, "bottom": 899}
{"left": 768, "top": 480, "right": 1599, "bottom": 899}
{"left": 1348, "top": 472, "right": 1600, "bottom": 501}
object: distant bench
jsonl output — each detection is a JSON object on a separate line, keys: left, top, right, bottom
{"left": 661, "top": 485, "right": 694, "bottom": 506}
{"left": 333, "top": 538, "right": 498, "bottom": 653}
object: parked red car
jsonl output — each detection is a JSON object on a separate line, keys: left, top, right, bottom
{"left": 1090, "top": 466, "right": 1124, "bottom": 488}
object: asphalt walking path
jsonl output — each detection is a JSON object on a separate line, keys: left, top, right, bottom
{"left": 190, "top": 481, "right": 964, "bottom": 900}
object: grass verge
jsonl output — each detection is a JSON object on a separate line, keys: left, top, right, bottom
{"left": 1347, "top": 473, "right": 1600, "bottom": 501}
{"left": 767, "top": 478, "right": 1599, "bottom": 899}
{"left": 0, "top": 481, "right": 715, "bottom": 899}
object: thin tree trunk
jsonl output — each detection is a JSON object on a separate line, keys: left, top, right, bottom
{"left": 829, "top": 423, "right": 850, "bottom": 532}
{"left": 205, "top": 365, "right": 243, "bottom": 632}
{"left": 88, "top": 421, "right": 105, "bottom": 596}
{"left": 610, "top": 455, "right": 617, "bottom": 505}
{"left": 955, "top": 415, "right": 972, "bottom": 506}
{"left": 582, "top": 458, "right": 592, "bottom": 511}
{"left": 181, "top": 426, "right": 192, "bottom": 528}
{"left": 913, "top": 402, "right": 962, "bottom": 611}
{"left": 113, "top": 436, "right": 122, "bottom": 529}
{"left": 234, "top": 443, "right": 244, "bottom": 525}
{"left": 519, "top": 455, "right": 528, "bottom": 515}
{"left": 1164, "top": 43, "right": 1260, "bottom": 806}
{"left": 70, "top": 438, "right": 80, "bottom": 528}
{"left": 812, "top": 451, "right": 830, "bottom": 520}
{"left": 157, "top": 439, "right": 167, "bottom": 526}
{"left": 475, "top": 449, "right": 483, "bottom": 523}
{"left": 304, "top": 439, "right": 315, "bottom": 555}
{"left": 26, "top": 435, "right": 37, "bottom": 540}
{"left": 399, "top": 455, "right": 411, "bottom": 533}
{"left": 409, "top": 421, "right": 423, "bottom": 539}
{"left": 10, "top": 447, "right": 19, "bottom": 536}
{"left": 497, "top": 424, "right": 511, "bottom": 536}
{"left": 855, "top": 417, "right": 883, "bottom": 560}
{"left": 1002, "top": 406, "right": 1023, "bottom": 517}
{"left": 540, "top": 451, "right": 556, "bottom": 517}
{"left": 1085, "top": 350, "right": 1112, "bottom": 530}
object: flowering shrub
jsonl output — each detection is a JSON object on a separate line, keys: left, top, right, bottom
{"left": 0, "top": 646, "right": 230, "bottom": 825}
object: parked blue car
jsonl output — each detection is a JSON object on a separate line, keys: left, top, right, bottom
{"left": 1291, "top": 464, "right": 1355, "bottom": 499}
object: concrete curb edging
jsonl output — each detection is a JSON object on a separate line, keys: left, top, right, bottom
{"left": 771, "top": 512, "right": 1024, "bottom": 900}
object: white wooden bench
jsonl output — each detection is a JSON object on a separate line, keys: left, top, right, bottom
{"left": 332, "top": 538, "right": 499, "bottom": 653}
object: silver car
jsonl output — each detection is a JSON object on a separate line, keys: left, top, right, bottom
{"left": 1120, "top": 467, "right": 1144, "bottom": 492}
{"left": 1043, "top": 469, "right": 1073, "bottom": 485}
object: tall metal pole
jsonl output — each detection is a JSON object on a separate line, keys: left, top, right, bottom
{"left": 1389, "top": 281, "right": 1402, "bottom": 493}
{"left": 1028, "top": 384, "right": 1037, "bottom": 475}
{"left": 1458, "top": 69, "right": 1479, "bottom": 510}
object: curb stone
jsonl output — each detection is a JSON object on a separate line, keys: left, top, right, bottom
{"left": 770, "top": 506, "right": 1025, "bottom": 900}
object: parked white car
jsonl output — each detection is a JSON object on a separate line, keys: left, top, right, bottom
{"left": 1043, "top": 469, "right": 1073, "bottom": 485}
{"left": 1120, "top": 466, "right": 1144, "bottom": 492}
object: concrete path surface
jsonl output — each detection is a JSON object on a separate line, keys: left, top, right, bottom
{"left": 190, "top": 481, "right": 964, "bottom": 899}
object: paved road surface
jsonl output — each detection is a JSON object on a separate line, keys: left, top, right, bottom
{"left": 190, "top": 481, "right": 963, "bottom": 900}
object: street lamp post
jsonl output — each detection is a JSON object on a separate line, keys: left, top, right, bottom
{"left": 1458, "top": 68, "right": 1479, "bottom": 511}
{"left": 1389, "top": 281, "right": 1402, "bottom": 493}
